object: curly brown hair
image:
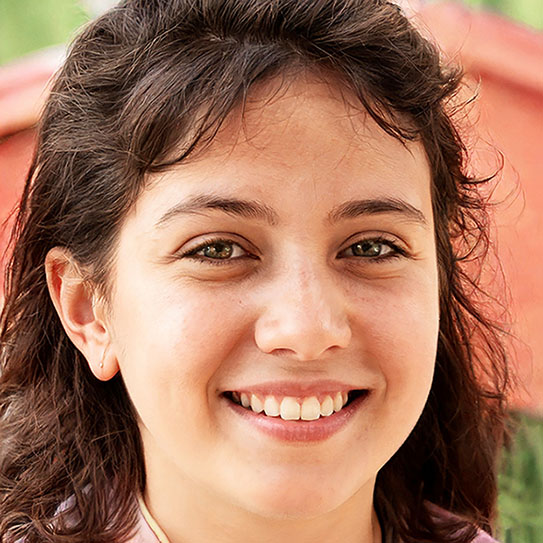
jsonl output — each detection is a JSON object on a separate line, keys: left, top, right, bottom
{"left": 0, "top": 1, "right": 510, "bottom": 541}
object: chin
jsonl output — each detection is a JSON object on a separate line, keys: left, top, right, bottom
{"left": 234, "top": 478, "right": 356, "bottom": 520}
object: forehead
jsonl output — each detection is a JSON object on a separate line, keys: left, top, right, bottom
{"left": 134, "top": 73, "right": 431, "bottom": 225}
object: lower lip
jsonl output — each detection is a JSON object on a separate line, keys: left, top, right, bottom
{"left": 223, "top": 392, "right": 370, "bottom": 442}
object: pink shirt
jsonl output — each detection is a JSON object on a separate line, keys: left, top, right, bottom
{"left": 131, "top": 499, "right": 500, "bottom": 542}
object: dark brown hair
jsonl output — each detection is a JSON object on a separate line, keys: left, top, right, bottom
{"left": 0, "top": 1, "right": 510, "bottom": 541}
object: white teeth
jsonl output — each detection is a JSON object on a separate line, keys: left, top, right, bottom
{"left": 263, "top": 396, "right": 280, "bottom": 417}
{"left": 333, "top": 392, "right": 343, "bottom": 412}
{"left": 321, "top": 395, "right": 334, "bottom": 416}
{"left": 301, "top": 397, "right": 321, "bottom": 421}
{"left": 280, "top": 397, "right": 301, "bottom": 420}
{"left": 233, "top": 391, "right": 355, "bottom": 420}
{"left": 250, "top": 394, "right": 264, "bottom": 413}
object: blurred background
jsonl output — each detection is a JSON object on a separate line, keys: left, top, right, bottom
{"left": 1, "top": 0, "right": 542, "bottom": 541}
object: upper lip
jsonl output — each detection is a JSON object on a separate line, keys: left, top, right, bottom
{"left": 223, "top": 379, "right": 368, "bottom": 397}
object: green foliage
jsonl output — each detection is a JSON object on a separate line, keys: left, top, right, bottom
{"left": 498, "top": 412, "right": 543, "bottom": 543}
{"left": 461, "top": 0, "right": 543, "bottom": 30}
{"left": 0, "top": 0, "right": 89, "bottom": 65}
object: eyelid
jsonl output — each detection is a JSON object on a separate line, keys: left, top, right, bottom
{"left": 342, "top": 230, "right": 405, "bottom": 245}
{"left": 175, "top": 232, "right": 409, "bottom": 265}
{"left": 178, "top": 235, "right": 257, "bottom": 263}
{"left": 337, "top": 234, "right": 408, "bottom": 259}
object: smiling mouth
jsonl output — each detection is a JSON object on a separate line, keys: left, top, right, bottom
{"left": 223, "top": 390, "right": 368, "bottom": 421}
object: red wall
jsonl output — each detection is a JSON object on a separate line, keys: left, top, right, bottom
{"left": 418, "top": 3, "right": 543, "bottom": 413}
{"left": 0, "top": 129, "right": 35, "bottom": 291}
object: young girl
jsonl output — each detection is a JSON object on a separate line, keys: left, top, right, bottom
{"left": 0, "top": 1, "right": 510, "bottom": 542}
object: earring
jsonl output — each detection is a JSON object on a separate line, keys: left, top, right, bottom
{"left": 99, "top": 349, "right": 106, "bottom": 369}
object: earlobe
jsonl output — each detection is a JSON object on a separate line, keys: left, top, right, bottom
{"left": 95, "top": 343, "right": 119, "bottom": 381}
{"left": 45, "top": 247, "right": 119, "bottom": 381}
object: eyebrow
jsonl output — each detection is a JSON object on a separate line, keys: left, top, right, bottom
{"left": 156, "top": 194, "right": 280, "bottom": 227}
{"left": 327, "top": 197, "right": 428, "bottom": 226}
{"left": 156, "top": 193, "right": 428, "bottom": 228}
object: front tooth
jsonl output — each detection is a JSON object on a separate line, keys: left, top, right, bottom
{"left": 250, "top": 394, "right": 264, "bottom": 413}
{"left": 320, "top": 395, "right": 334, "bottom": 416}
{"left": 240, "top": 393, "right": 250, "bottom": 408}
{"left": 333, "top": 392, "right": 343, "bottom": 412}
{"left": 264, "top": 396, "right": 280, "bottom": 417}
{"left": 301, "top": 396, "right": 321, "bottom": 421}
{"left": 280, "top": 397, "right": 301, "bottom": 420}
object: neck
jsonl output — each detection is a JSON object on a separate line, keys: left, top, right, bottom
{"left": 143, "top": 468, "right": 382, "bottom": 543}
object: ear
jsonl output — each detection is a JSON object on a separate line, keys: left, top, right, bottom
{"left": 45, "top": 247, "right": 119, "bottom": 381}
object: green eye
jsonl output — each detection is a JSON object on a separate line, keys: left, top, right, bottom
{"left": 351, "top": 240, "right": 390, "bottom": 257}
{"left": 200, "top": 241, "right": 234, "bottom": 259}
{"left": 340, "top": 238, "right": 402, "bottom": 260}
{"left": 183, "top": 239, "right": 250, "bottom": 263}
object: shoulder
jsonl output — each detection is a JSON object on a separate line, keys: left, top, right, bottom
{"left": 472, "top": 530, "right": 499, "bottom": 543}
{"left": 426, "top": 502, "right": 501, "bottom": 543}
{"left": 48, "top": 494, "right": 160, "bottom": 543}
{"left": 472, "top": 531, "right": 500, "bottom": 543}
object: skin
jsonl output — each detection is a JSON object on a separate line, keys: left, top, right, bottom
{"left": 47, "top": 74, "right": 440, "bottom": 542}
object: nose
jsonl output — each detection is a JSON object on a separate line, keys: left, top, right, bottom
{"left": 253, "top": 262, "right": 352, "bottom": 361}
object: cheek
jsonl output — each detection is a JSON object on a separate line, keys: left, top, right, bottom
{"left": 109, "top": 280, "right": 253, "bottom": 469}
{"left": 354, "top": 274, "right": 439, "bottom": 414}
{"left": 110, "top": 274, "right": 249, "bottom": 410}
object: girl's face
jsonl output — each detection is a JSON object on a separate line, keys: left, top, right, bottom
{"left": 106, "top": 76, "right": 439, "bottom": 522}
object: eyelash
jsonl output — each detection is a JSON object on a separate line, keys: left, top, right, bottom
{"left": 182, "top": 237, "right": 256, "bottom": 266}
{"left": 180, "top": 236, "right": 406, "bottom": 265}
{"left": 338, "top": 236, "right": 407, "bottom": 262}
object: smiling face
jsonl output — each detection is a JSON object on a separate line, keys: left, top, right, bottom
{"left": 103, "top": 75, "right": 439, "bottom": 531}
